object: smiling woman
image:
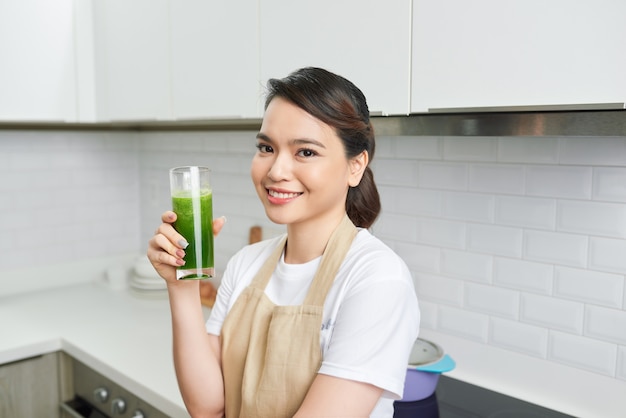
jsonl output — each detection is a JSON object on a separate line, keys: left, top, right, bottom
{"left": 147, "top": 67, "right": 420, "bottom": 418}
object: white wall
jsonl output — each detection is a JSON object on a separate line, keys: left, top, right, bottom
{"left": 1, "top": 129, "right": 625, "bottom": 416}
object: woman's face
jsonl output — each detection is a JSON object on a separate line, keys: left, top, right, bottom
{"left": 251, "top": 97, "right": 365, "bottom": 227}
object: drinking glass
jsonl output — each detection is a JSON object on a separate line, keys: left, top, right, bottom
{"left": 169, "top": 166, "right": 214, "bottom": 279}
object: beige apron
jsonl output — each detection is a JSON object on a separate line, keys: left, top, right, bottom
{"left": 221, "top": 215, "right": 358, "bottom": 418}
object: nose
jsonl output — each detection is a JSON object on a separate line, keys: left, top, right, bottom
{"left": 267, "top": 151, "right": 292, "bottom": 182}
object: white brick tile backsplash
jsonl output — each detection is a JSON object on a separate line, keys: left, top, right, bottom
{"left": 524, "top": 230, "right": 588, "bottom": 268}
{"left": 490, "top": 317, "right": 548, "bottom": 358}
{"left": 394, "top": 242, "right": 440, "bottom": 273}
{"left": 375, "top": 214, "right": 418, "bottom": 242}
{"left": 589, "top": 237, "right": 626, "bottom": 274}
{"left": 417, "top": 300, "right": 438, "bottom": 330}
{"left": 414, "top": 273, "right": 464, "bottom": 306}
{"left": 549, "top": 331, "right": 617, "bottom": 376}
{"left": 467, "top": 224, "right": 523, "bottom": 257}
{"left": 417, "top": 218, "right": 466, "bottom": 249}
{"left": 393, "top": 188, "right": 443, "bottom": 217}
{"left": 465, "top": 283, "right": 519, "bottom": 319}
{"left": 418, "top": 161, "right": 468, "bottom": 190}
{"left": 520, "top": 293, "right": 584, "bottom": 334}
{"left": 493, "top": 257, "right": 553, "bottom": 294}
{"left": 443, "top": 137, "right": 498, "bottom": 161}
{"left": 373, "top": 158, "right": 419, "bottom": 186}
{"left": 394, "top": 136, "right": 441, "bottom": 160}
{"left": 438, "top": 305, "right": 489, "bottom": 343}
{"left": 584, "top": 306, "right": 626, "bottom": 345}
{"left": 559, "top": 137, "right": 626, "bottom": 166}
{"left": 526, "top": 165, "right": 592, "bottom": 199}
{"left": 557, "top": 200, "right": 626, "bottom": 238}
{"left": 593, "top": 167, "right": 626, "bottom": 203}
{"left": 618, "top": 346, "right": 626, "bottom": 381}
{"left": 5, "top": 130, "right": 626, "bottom": 388}
{"left": 468, "top": 163, "right": 525, "bottom": 195}
{"left": 441, "top": 249, "right": 492, "bottom": 283}
{"left": 495, "top": 195, "right": 556, "bottom": 230}
{"left": 497, "top": 137, "right": 559, "bottom": 164}
{"left": 443, "top": 192, "right": 494, "bottom": 223}
{"left": 554, "top": 266, "right": 624, "bottom": 308}
{"left": 375, "top": 136, "right": 394, "bottom": 158}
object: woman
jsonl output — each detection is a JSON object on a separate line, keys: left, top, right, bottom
{"left": 148, "top": 67, "right": 420, "bottom": 418}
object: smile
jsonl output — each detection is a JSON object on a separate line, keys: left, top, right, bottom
{"left": 268, "top": 189, "right": 302, "bottom": 199}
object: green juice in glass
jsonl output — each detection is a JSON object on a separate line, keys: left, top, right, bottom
{"left": 172, "top": 190, "right": 214, "bottom": 279}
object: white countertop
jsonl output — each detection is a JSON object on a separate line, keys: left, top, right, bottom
{"left": 0, "top": 281, "right": 200, "bottom": 418}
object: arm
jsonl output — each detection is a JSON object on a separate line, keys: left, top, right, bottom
{"left": 294, "top": 374, "right": 383, "bottom": 418}
{"left": 147, "top": 212, "right": 226, "bottom": 418}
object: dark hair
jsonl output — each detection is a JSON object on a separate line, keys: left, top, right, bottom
{"left": 264, "top": 67, "right": 381, "bottom": 228}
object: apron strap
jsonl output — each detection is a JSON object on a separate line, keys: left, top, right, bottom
{"left": 303, "top": 215, "right": 358, "bottom": 306}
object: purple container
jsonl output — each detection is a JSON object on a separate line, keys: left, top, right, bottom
{"left": 399, "top": 338, "right": 456, "bottom": 402}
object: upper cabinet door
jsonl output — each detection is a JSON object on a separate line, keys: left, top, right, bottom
{"left": 260, "top": 0, "right": 412, "bottom": 116}
{"left": 170, "top": 1, "right": 260, "bottom": 119}
{"left": 0, "top": 0, "right": 77, "bottom": 122}
{"left": 411, "top": 0, "right": 626, "bottom": 113}
{"left": 93, "top": 0, "right": 171, "bottom": 121}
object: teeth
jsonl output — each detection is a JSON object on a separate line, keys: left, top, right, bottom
{"left": 269, "top": 190, "right": 300, "bottom": 199}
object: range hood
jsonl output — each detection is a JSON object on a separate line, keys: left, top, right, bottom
{"left": 372, "top": 108, "right": 626, "bottom": 137}
{"left": 2, "top": 107, "right": 625, "bottom": 137}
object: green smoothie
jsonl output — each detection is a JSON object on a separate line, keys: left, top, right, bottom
{"left": 172, "top": 190, "right": 214, "bottom": 279}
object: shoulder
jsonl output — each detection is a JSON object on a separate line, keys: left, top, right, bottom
{"left": 225, "top": 234, "right": 285, "bottom": 277}
{"left": 337, "top": 229, "right": 415, "bottom": 292}
{"left": 346, "top": 229, "right": 410, "bottom": 275}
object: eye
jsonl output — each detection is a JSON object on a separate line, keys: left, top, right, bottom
{"left": 256, "top": 143, "right": 273, "bottom": 153}
{"left": 296, "top": 148, "right": 318, "bottom": 158}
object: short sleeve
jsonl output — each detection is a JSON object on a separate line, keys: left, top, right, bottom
{"left": 318, "top": 264, "right": 420, "bottom": 399}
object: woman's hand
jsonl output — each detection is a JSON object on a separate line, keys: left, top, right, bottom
{"left": 147, "top": 211, "right": 226, "bottom": 283}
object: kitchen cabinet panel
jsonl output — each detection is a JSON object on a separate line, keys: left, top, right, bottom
{"left": 0, "top": 353, "right": 61, "bottom": 418}
{"left": 0, "top": 0, "right": 77, "bottom": 122}
{"left": 93, "top": 0, "right": 171, "bottom": 121}
{"left": 260, "top": 0, "right": 412, "bottom": 116}
{"left": 170, "top": 1, "right": 261, "bottom": 119}
{"left": 411, "top": 0, "right": 626, "bottom": 113}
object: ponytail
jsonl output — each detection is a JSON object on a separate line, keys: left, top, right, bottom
{"left": 347, "top": 167, "right": 380, "bottom": 228}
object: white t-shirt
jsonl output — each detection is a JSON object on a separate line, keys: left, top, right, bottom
{"left": 206, "top": 228, "right": 420, "bottom": 418}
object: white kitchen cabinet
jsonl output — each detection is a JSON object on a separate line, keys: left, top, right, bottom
{"left": 0, "top": 0, "right": 77, "bottom": 122}
{"left": 170, "top": 0, "right": 261, "bottom": 119}
{"left": 411, "top": 0, "right": 626, "bottom": 113}
{"left": 92, "top": 0, "right": 172, "bottom": 121}
{"left": 259, "top": 0, "right": 412, "bottom": 116}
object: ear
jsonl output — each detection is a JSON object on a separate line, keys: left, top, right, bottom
{"left": 348, "top": 151, "right": 368, "bottom": 187}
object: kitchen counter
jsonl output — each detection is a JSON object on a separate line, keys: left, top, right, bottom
{"left": 0, "top": 281, "right": 199, "bottom": 418}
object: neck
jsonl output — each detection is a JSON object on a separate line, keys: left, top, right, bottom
{"left": 284, "top": 212, "right": 346, "bottom": 264}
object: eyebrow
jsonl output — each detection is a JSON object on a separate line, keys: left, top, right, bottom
{"left": 256, "top": 133, "right": 326, "bottom": 149}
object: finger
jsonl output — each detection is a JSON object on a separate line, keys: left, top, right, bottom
{"left": 147, "top": 248, "right": 185, "bottom": 271}
{"left": 161, "top": 210, "right": 177, "bottom": 223}
{"left": 213, "top": 216, "right": 227, "bottom": 236}
{"left": 156, "top": 222, "right": 189, "bottom": 249}
{"left": 149, "top": 234, "right": 186, "bottom": 265}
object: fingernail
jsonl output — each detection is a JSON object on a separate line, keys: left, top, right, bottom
{"left": 176, "top": 249, "right": 185, "bottom": 258}
{"left": 178, "top": 239, "right": 189, "bottom": 249}
{"left": 220, "top": 216, "right": 227, "bottom": 223}
{"left": 176, "top": 258, "right": 185, "bottom": 266}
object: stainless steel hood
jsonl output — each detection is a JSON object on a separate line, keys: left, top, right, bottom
{"left": 2, "top": 109, "right": 625, "bottom": 137}
{"left": 372, "top": 108, "right": 626, "bottom": 137}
